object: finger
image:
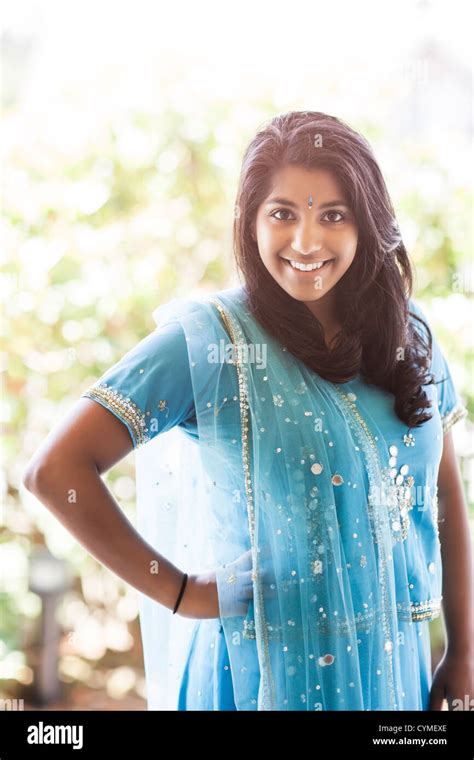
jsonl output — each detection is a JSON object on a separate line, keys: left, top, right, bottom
{"left": 235, "top": 570, "right": 254, "bottom": 596}
{"left": 236, "top": 584, "right": 254, "bottom": 602}
{"left": 237, "top": 550, "right": 253, "bottom": 570}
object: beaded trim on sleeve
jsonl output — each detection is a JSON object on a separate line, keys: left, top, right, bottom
{"left": 82, "top": 383, "right": 149, "bottom": 448}
{"left": 442, "top": 403, "right": 468, "bottom": 434}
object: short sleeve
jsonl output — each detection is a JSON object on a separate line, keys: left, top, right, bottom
{"left": 409, "top": 299, "right": 468, "bottom": 434}
{"left": 81, "top": 319, "right": 195, "bottom": 449}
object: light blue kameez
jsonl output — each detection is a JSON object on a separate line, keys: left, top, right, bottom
{"left": 82, "top": 287, "right": 467, "bottom": 711}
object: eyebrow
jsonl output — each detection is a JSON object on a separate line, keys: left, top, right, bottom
{"left": 265, "top": 197, "right": 349, "bottom": 210}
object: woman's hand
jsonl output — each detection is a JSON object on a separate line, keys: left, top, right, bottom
{"left": 179, "top": 551, "right": 255, "bottom": 620}
{"left": 176, "top": 547, "right": 277, "bottom": 620}
{"left": 429, "top": 648, "right": 474, "bottom": 710}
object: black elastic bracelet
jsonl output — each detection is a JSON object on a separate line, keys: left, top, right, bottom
{"left": 172, "top": 572, "right": 188, "bottom": 614}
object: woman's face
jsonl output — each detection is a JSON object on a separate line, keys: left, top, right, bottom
{"left": 253, "top": 165, "right": 358, "bottom": 305}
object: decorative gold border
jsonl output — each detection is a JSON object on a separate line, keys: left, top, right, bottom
{"left": 442, "top": 404, "right": 468, "bottom": 434}
{"left": 410, "top": 597, "right": 442, "bottom": 622}
{"left": 209, "top": 297, "right": 276, "bottom": 711}
{"left": 82, "top": 384, "right": 149, "bottom": 448}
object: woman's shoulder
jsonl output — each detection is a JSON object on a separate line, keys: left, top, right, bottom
{"left": 153, "top": 286, "right": 250, "bottom": 336}
{"left": 151, "top": 284, "right": 248, "bottom": 326}
{"left": 407, "top": 296, "right": 432, "bottom": 343}
{"left": 407, "top": 296, "right": 428, "bottom": 321}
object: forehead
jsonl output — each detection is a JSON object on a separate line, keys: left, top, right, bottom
{"left": 266, "top": 165, "right": 345, "bottom": 202}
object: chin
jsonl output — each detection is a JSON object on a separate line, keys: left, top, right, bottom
{"left": 289, "top": 287, "right": 335, "bottom": 302}
{"left": 280, "top": 268, "right": 340, "bottom": 296}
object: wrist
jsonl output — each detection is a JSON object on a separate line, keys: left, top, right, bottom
{"left": 175, "top": 570, "right": 218, "bottom": 619}
{"left": 445, "top": 641, "right": 474, "bottom": 660}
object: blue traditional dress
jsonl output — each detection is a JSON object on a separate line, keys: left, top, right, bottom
{"left": 81, "top": 285, "right": 467, "bottom": 711}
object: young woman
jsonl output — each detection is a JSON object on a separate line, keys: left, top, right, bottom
{"left": 23, "top": 111, "right": 473, "bottom": 711}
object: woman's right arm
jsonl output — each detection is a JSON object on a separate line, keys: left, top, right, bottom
{"left": 22, "top": 396, "right": 219, "bottom": 619}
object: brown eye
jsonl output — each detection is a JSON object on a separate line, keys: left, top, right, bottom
{"left": 324, "top": 210, "right": 345, "bottom": 223}
{"left": 270, "top": 209, "right": 295, "bottom": 221}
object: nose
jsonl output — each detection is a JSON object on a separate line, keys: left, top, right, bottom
{"left": 290, "top": 239, "right": 322, "bottom": 256}
{"left": 290, "top": 224, "right": 323, "bottom": 256}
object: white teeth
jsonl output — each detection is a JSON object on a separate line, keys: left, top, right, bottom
{"left": 288, "top": 260, "right": 328, "bottom": 271}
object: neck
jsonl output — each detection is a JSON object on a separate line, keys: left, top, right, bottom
{"left": 304, "top": 293, "right": 341, "bottom": 347}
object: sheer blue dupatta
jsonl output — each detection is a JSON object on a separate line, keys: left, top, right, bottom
{"left": 205, "top": 288, "right": 428, "bottom": 710}
{"left": 135, "top": 287, "right": 429, "bottom": 711}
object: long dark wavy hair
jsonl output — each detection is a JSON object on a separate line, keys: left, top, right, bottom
{"left": 233, "top": 110, "right": 434, "bottom": 429}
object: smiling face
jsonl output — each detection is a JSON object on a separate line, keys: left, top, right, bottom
{"left": 253, "top": 165, "right": 358, "bottom": 312}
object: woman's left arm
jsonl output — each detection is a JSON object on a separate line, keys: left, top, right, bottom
{"left": 429, "top": 429, "right": 474, "bottom": 710}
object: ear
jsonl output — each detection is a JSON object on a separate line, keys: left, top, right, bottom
{"left": 250, "top": 226, "right": 257, "bottom": 242}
